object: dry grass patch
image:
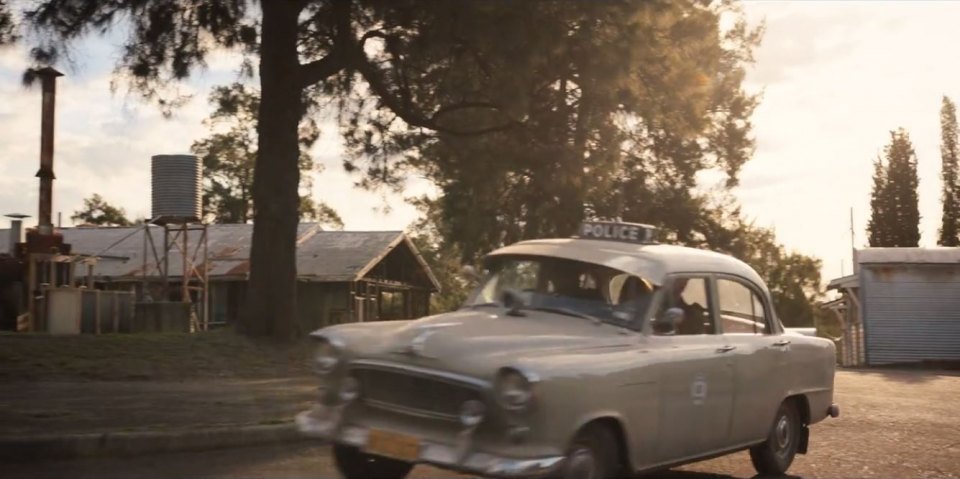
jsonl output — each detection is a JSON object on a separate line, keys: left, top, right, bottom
{"left": 0, "top": 330, "right": 313, "bottom": 381}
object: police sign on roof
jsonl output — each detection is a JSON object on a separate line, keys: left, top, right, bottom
{"left": 578, "top": 221, "right": 657, "bottom": 244}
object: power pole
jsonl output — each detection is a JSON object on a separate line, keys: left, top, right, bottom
{"left": 850, "top": 207, "right": 859, "bottom": 274}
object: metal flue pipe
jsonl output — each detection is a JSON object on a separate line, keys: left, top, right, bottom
{"left": 35, "top": 67, "right": 63, "bottom": 236}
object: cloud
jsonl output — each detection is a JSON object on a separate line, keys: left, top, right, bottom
{"left": 740, "top": 1, "right": 960, "bottom": 281}
{"left": 306, "top": 127, "right": 437, "bottom": 231}
{"left": 0, "top": 63, "right": 210, "bottom": 220}
{"left": 744, "top": 2, "right": 904, "bottom": 87}
{"left": 5, "top": 1, "right": 959, "bottom": 287}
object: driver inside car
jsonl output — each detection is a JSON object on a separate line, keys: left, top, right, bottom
{"left": 538, "top": 261, "right": 612, "bottom": 317}
{"left": 613, "top": 275, "right": 653, "bottom": 322}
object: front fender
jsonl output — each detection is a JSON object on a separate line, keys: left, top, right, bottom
{"left": 511, "top": 346, "right": 659, "bottom": 469}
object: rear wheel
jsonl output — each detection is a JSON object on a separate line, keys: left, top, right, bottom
{"left": 332, "top": 443, "right": 413, "bottom": 479}
{"left": 750, "top": 400, "right": 802, "bottom": 476}
{"left": 556, "top": 423, "right": 621, "bottom": 479}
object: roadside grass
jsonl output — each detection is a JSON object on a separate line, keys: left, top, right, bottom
{"left": 0, "top": 329, "right": 314, "bottom": 381}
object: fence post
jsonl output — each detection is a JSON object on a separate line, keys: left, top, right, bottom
{"left": 95, "top": 290, "right": 101, "bottom": 334}
{"left": 93, "top": 291, "right": 99, "bottom": 335}
{"left": 112, "top": 292, "right": 119, "bottom": 333}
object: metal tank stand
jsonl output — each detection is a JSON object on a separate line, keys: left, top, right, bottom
{"left": 142, "top": 220, "right": 209, "bottom": 331}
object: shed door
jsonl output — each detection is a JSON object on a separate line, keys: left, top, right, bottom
{"left": 862, "top": 265, "right": 960, "bottom": 365}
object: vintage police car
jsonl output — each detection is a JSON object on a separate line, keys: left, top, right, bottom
{"left": 296, "top": 222, "right": 839, "bottom": 479}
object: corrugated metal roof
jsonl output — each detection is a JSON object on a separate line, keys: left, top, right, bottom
{"left": 296, "top": 231, "right": 404, "bottom": 281}
{"left": 858, "top": 247, "right": 960, "bottom": 264}
{"left": 57, "top": 224, "right": 434, "bottom": 287}
{"left": 61, "top": 223, "right": 319, "bottom": 279}
{"left": 826, "top": 273, "right": 859, "bottom": 290}
{"left": 293, "top": 231, "right": 440, "bottom": 291}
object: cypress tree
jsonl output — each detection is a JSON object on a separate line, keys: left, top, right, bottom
{"left": 868, "top": 129, "right": 920, "bottom": 247}
{"left": 867, "top": 156, "right": 889, "bottom": 247}
{"left": 886, "top": 129, "right": 921, "bottom": 247}
{"left": 939, "top": 96, "right": 960, "bottom": 246}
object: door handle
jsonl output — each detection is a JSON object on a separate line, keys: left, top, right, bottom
{"left": 716, "top": 345, "right": 737, "bottom": 353}
{"left": 773, "top": 339, "right": 792, "bottom": 347}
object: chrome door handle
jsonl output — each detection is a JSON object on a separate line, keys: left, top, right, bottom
{"left": 716, "top": 345, "right": 737, "bottom": 353}
{"left": 773, "top": 339, "right": 792, "bottom": 347}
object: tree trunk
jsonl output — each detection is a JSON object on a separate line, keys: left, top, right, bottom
{"left": 240, "top": 1, "right": 303, "bottom": 340}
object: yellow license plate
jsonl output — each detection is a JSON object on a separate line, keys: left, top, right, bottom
{"left": 365, "top": 429, "right": 421, "bottom": 462}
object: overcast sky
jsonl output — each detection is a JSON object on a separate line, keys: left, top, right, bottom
{"left": 1, "top": 1, "right": 958, "bottom": 284}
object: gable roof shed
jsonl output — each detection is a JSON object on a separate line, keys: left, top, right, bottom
{"left": 57, "top": 224, "right": 439, "bottom": 291}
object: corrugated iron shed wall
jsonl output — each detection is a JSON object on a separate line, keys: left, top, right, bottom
{"left": 861, "top": 264, "right": 960, "bottom": 365}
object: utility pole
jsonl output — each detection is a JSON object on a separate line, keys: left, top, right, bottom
{"left": 850, "top": 207, "right": 858, "bottom": 274}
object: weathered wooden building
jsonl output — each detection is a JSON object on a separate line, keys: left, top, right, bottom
{"left": 57, "top": 223, "right": 439, "bottom": 332}
{"left": 826, "top": 248, "right": 960, "bottom": 367}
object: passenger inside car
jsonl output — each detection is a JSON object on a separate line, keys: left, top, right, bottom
{"left": 658, "top": 277, "right": 714, "bottom": 335}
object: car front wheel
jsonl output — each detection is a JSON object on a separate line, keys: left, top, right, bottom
{"left": 555, "top": 424, "right": 621, "bottom": 479}
{"left": 332, "top": 444, "right": 413, "bottom": 479}
{"left": 750, "top": 400, "right": 802, "bottom": 476}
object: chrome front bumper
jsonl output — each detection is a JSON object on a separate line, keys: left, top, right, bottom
{"left": 295, "top": 405, "right": 564, "bottom": 478}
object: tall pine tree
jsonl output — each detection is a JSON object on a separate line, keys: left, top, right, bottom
{"left": 868, "top": 156, "right": 889, "bottom": 247}
{"left": 939, "top": 96, "right": 960, "bottom": 246}
{"left": 868, "top": 129, "right": 921, "bottom": 247}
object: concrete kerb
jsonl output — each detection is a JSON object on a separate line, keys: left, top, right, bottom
{"left": 0, "top": 422, "right": 317, "bottom": 463}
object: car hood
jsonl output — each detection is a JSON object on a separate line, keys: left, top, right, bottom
{"left": 317, "top": 308, "right": 637, "bottom": 379}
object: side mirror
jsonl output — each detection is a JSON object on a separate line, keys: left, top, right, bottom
{"left": 501, "top": 289, "right": 526, "bottom": 317}
{"left": 460, "top": 265, "right": 482, "bottom": 284}
{"left": 652, "top": 307, "right": 684, "bottom": 335}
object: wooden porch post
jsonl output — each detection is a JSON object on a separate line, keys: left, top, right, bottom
{"left": 348, "top": 282, "right": 356, "bottom": 322}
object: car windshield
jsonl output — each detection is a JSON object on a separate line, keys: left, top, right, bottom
{"left": 463, "top": 256, "right": 656, "bottom": 325}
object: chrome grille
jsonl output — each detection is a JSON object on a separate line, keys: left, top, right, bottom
{"left": 353, "top": 366, "right": 482, "bottom": 420}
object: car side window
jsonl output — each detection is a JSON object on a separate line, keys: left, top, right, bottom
{"left": 652, "top": 277, "right": 716, "bottom": 335}
{"left": 716, "top": 278, "right": 768, "bottom": 335}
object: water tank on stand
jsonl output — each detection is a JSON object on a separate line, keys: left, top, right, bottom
{"left": 151, "top": 154, "right": 202, "bottom": 223}
{"left": 144, "top": 154, "right": 209, "bottom": 332}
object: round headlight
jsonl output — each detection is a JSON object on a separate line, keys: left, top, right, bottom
{"left": 495, "top": 368, "right": 536, "bottom": 411}
{"left": 339, "top": 376, "right": 361, "bottom": 402}
{"left": 313, "top": 338, "right": 341, "bottom": 375}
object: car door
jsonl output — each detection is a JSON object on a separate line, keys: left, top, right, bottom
{"left": 713, "top": 275, "right": 788, "bottom": 445}
{"left": 650, "top": 275, "right": 736, "bottom": 462}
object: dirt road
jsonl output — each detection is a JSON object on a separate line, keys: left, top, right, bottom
{"left": 672, "top": 368, "right": 960, "bottom": 478}
{"left": 5, "top": 369, "right": 960, "bottom": 478}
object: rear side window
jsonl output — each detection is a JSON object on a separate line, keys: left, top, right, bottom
{"left": 716, "top": 278, "right": 768, "bottom": 335}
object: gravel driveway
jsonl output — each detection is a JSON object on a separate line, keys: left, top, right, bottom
{"left": 665, "top": 368, "right": 960, "bottom": 479}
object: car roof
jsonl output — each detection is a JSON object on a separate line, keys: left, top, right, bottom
{"left": 485, "top": 238, "right": 766, "bottom": 288}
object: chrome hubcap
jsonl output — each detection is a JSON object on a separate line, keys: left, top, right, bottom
{"left": 564, "top": 446, "right": 597, "bottom": 479}
{"left": 775, "top": 414, "right": 791, "bottom": 452}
